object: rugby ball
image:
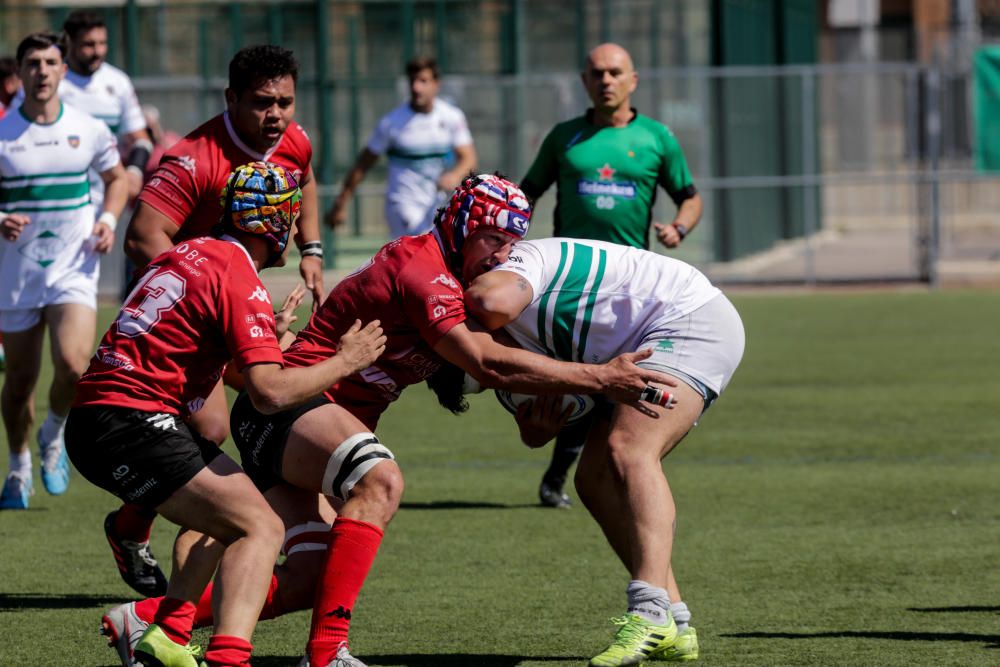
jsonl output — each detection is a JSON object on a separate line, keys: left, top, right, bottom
{"left": 493, "top": 389, "right": 596, "bottom": 425}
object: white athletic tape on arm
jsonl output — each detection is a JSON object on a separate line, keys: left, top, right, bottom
{"left": 321, "top": 432, "right": 394, "bottom": 500}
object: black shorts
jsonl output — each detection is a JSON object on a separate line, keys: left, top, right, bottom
{"left": 65, "top": 406, "right": 222, "bottom": 510}
{"left": 230, "top": 391, "right": 331, "bottom": 492}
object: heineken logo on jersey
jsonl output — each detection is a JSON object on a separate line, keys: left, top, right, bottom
{"left": 18, "top": 230, "right": 65, "bottom": 268}
{"left": 576, "top": 180, "right": 636, "bottom": 199}
{"left": 67, "top": 135, "right": 80, "bottom": 148}
{"left": 596, "top": 163, "right": 616, "bottom": 180}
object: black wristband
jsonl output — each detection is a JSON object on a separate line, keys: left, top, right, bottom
{"left": 299, "top": 241, "right": 323, "bottom": 258}
{"left": 672, "top": 223, "right": 688, "bottom": 240}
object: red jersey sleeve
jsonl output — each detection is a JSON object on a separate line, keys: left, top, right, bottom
{"left": 398, "top": 261, "right": 466, "bottom": 346}
{"left": 217, "top": 251, "right": 284, "bottom": 371}
{"left": 137, "top": 145, "right": 204, "bottom": 229}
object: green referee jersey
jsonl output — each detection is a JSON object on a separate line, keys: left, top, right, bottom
{"left": 521, "top": 109, "right": 696, "bottom": 249}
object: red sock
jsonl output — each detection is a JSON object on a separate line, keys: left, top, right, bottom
{"left": 113, "top": 503, "right": 157, "bottom": 543}
{"left": 153, "top": 597, "right": 197, "bottom": 645}
{"left": 203, "top": 634, "right": 252, "bottom": 667}
{"left": 307, "top": 517, "right": 384, "bottom": 665}
{"left": 191, "top": 574, "right": 283, "bottom": 628}
{"left": 133, "top": 596, "right": 159, "bottom": 624}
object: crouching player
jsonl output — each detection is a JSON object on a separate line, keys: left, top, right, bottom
{"left": 65, "top": 162, "right": 386, "bottom": 667}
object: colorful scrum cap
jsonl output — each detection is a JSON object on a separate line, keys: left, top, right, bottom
{"left": 219, "top": 161, "right": 302, "bottom": 262}
{"left": 435, "top": 173, "right": 531, "bottom": 261}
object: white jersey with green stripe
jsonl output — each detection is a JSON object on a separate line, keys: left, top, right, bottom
{"left": 366, "top": 98, "right": 472, "bottom": 213}
{"left": 0, "top": 103, "right": 119, "bottom": 309}
{"left": 495, "top": 238, "right": 721, "bottom": 364}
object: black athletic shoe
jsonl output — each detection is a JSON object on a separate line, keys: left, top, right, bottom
{"left": 539, "top": 481, "right": 572, "bottom": 508}
{"left": 104, "top": 511, "right": 168, "bottom": 597}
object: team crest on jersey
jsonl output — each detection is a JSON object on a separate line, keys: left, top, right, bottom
{"left": 67, "top": 135, "right": 80, "bottom": 148}
{"left": 248, "top": 286, "right": 271, "bottom": 303}
{"left": 177, "top": 155, "right": 197, "bottom": 175}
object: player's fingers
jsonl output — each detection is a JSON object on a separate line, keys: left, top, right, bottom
{"left": 361, "top": 319, "right": 382, "bottom": 334}
{"left": 344, "top": 319, "right": 363, "bottom": 335}
{"left": 642, "top": 371, "right": 679, "bottom": 388}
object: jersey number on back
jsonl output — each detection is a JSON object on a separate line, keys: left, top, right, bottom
{"left": 116, "top": 269, "right": 188, "bottom": 337}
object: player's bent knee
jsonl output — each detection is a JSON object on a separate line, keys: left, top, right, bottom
{"left": 321, "top": 432, "right": 397, "bottom": 502}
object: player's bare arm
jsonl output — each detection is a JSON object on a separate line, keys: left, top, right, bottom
{"left": 464, "top": 270, "right": 534, "bottom": 330}
{"left": 294, "top": 175, "right": 325, "bottom": 305}
{"left": 241, "top": 319, "right": 385, "bottom": 414}
{"left": 94, "top": 161, "right": 128, "bottom": 254}
{"left": 438, "top": 143, "right": 477, "bottom": 192}
{"left": 654, "top": 192, "right": 702, "bottom": 249}
{"left": 433, "top": 320, "right": 675, "bottom": 404}
{"left": 326, "top": 148, "right": 379, "bottom": 229}
{"left": 124, "top": 201, "right": 179, "bottom": 268}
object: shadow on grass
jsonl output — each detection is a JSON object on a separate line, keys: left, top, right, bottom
{"left": 723, "top": 630, "right": 1000, "bottom": 649}
{"left": 255, "top": 656, "right": 578, "bottom": 666}
{"left": 399, "top": 501, "right": 537, "bottom": 510}
{"left": 0, "top": 592, "right": 125, "bottom": 612}
{"left": 908, "top": 605, "right": 1000, "bottom": 613}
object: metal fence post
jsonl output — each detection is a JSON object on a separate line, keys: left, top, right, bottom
{"left": 125, "top": 0, "right": 139, "bottom": 75}
{"left": 801, "top": 68, "right": 817, "bottom": 286}
{"left": 926, "top": 64, "right": 942, "bottom": 288}
{"left": 348, "top": 14, "right": 362, "bottom": 237}
{"left": 315, "top": 0, "right": 335, "bottom": 268}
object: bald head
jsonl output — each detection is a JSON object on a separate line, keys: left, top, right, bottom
{"left": 586, "top": 43, "right": 635, "bottom": 73}
{"left": 582, "top": 43, "right": 638, "bottom": 120}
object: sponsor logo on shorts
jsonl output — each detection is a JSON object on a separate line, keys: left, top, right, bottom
{"left": 145, "top": 414, "right": 178, "bottom": 430}
{"left": 251, "top": 422, "right": 275, "bottom": 466}
{"left": 654, "top": 339, "right": 675, "bottom": 353}
{"left": 111, "top": 464, "right": 130, "bottom": 480}
{"left": 126, "top": 477, "right": 158, "bottom": 501}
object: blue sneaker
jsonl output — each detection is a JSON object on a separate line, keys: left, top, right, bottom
{"left": 38, "top": 429, "right": 70, "bottom": 495}
{"left": 0, "top": 471, "right": 34, "bottom": 509}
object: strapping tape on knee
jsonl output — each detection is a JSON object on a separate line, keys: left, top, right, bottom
{"left": 281, "top": 521, "right": 332, "bottom": 557}
{"left": 321, "top": 432, "right": 394, "bottom": 500}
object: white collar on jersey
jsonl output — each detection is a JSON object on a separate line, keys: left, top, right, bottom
{"left": 223, "top": 111, "right": 283, "bottom": 162}
{"left": 220, "top": 233, "right": 257, "bottom": 272}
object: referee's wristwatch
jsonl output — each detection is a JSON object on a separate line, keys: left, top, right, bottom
{"left": 672, "top": 223, "right": 688, "bottom": 241}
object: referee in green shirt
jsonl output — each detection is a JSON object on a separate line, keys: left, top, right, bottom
{"left": 521, "top": 43, "right": 703, "bottom": 508}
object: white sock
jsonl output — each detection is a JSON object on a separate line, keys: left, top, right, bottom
{"left": 670, "top": 601, "right": 691, "bottom": 632}
{"left": 9, "top": 450, "right": 31, "bottom": 477}
{"left": 39, "top": 410, "right": 67, "bottom": 447}
{"left": 626, "top": 579, "right": 671, "bottom": 625}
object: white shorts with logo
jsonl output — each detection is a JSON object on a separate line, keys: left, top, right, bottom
{"left": 0, "top": 271, "right": 98, "bottom": 332}
{"left": 636, "top": 293, "right": 745, "bottom": 407}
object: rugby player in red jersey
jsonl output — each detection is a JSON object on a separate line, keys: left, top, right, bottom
{"left": 67, "top": 162, "right": 385, "bottom": 667}
{"left": 104, "top": 44, "right": 323, "bottom": 599}
{"left": 194, "top": 174, "right": 669, "bottom": 667}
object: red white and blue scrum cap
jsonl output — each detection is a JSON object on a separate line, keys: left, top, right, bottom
{"left": 220, "top": 161, "right": 302, "bottom": 257}
{"left": 435, "top": 173, "right": 531, "bottom": 258}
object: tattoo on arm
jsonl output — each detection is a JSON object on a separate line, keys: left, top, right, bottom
{"left": 517, "top": 277, "right": 530, "bottom": 292}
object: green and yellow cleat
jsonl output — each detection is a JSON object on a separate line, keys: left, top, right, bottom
{"left": 133, "top": 624, "right": 201, "bottom": 667}
{"left": 652, "top": 626, "right": 698, "bottom": 661}
{"left": 589, "top": 613, "right": 678, "bottom": 666}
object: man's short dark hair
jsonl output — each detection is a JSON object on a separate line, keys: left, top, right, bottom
{"left": 63, "top": 10, "right": 107, "bottom": 41}
{"left": 0, "top": 56, "right": 17, "bottom": 79}
{"left": 406, "top": 56, "right": 439, "bottom": 81}
{"left": 228, "top": 45, "right": 298, "bottom": 96}
{"left": 16, "top": 32, "right": 64, "bottom": 64}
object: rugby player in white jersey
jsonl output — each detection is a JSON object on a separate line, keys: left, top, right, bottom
{"left": 464, "top": 237, "right": 745, "bottom": 666}
{"left": 60, "top": 10, "right": 151, "bottom": 200}
{"left": 327, "top": 56, "right": 476, "bottom": 238}
{"left": 0, "top": 32, "right": 128, "bottom": 509}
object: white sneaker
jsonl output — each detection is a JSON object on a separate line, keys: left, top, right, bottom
{"left": 101, "top": 601, "right": 149, "bottom": 667}
{"left": 299, "top": 642, "right": 368, "bottom": 667}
